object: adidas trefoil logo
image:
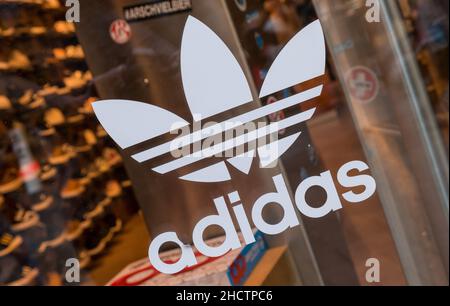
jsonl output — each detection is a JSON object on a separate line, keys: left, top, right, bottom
{"left": 92, "top": 17, "right": 378, "bottom": 275}
{"left": 92, "top": 16, "right": 326, "bottom": 183}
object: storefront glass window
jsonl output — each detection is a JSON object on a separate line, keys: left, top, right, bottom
{"left": 0, "top": 0, "right": 448, "bottom": 286}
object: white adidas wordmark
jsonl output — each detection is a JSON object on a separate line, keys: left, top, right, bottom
{"left": 150, "top": 161, "right": 377, "bottom": 274}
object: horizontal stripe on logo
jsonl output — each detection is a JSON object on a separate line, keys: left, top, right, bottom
{"left": 132, "top": 85, "right": 322, "bottom": 163}
{"left": 151, "top": 107, "right": 315, "bottom": 174}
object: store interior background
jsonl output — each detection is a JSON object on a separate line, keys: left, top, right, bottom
{"left": 0, "top": 0, "right": 448, "bottom": 286}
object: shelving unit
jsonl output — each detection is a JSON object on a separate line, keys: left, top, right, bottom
{"left": 0, "top": 0, "right": 138, "bottom": 286}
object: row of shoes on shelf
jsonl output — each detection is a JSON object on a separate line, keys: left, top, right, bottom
{"left": 0, "top": 78, "right": 135, "bottom": 285}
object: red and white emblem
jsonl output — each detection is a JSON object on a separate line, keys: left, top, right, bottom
{"left": 347, "top": 66, "right": 379, "bottom": 103}
{"left": 109, "top": 19, "right": 132, "bottom": 44}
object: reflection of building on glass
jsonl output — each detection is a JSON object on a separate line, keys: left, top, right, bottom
{"left": 0, "top": 0, "right": 448, "bottom": 286}
{"left": 398, "top": 0, "right": 449, "bottom": 150}
{"left": 314, "top": 0, "right": 448, "bottom": 285}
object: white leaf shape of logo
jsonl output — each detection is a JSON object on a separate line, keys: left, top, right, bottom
{"left": 259, "top": 20, "right": 325, "bottom": 97}
{"left": 181, "top": 16, "right": 253, "bottom": 120}
{"left": 92, "top": 100, "right": 188, "bottom": 149}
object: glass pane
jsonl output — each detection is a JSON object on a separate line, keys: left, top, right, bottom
{"left": 0, "top": 0, "right": 448, "bottom": 286}
{"left": 313, "top": 0, "right": 448, "bottom": 285}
